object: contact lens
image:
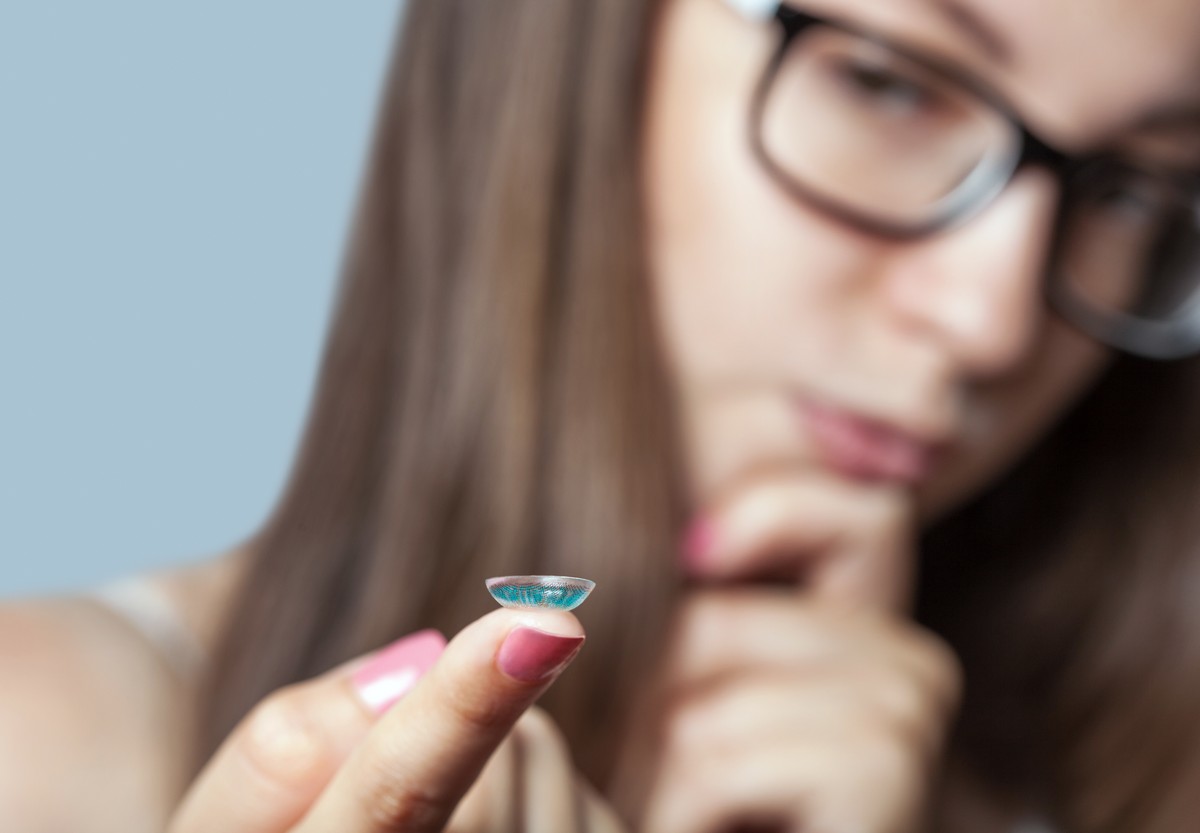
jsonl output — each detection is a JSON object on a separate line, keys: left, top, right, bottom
{"left": 485, "top": 575, "right": 595, "bottom": 611}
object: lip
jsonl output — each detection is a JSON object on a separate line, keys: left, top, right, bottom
{"left": 796, "top": 398, "right": 945, "bottom": 484}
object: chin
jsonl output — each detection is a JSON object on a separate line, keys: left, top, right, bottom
{"left": 915, "top": 444, "right": 1013, "bottom": 526}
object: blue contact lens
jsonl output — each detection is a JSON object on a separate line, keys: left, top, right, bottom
{"left": 485, "top": 575, "right": 595, "bottom": 611}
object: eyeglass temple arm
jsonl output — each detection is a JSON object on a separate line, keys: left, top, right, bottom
{"left": 722, "top": 0, "right": 781, "bottom": 21}
{"left": 722, "top": 2, "right": 834, "bottom": 42}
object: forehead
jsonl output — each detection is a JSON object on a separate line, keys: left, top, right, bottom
{"left": 987, "top": 0, "right": 1200, "bottom": 135}
{"left": 825, "top": 0, "right": 1200, "bottom": 144}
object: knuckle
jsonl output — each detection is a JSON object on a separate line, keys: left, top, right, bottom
{"left": 658, "top": 734, "right": 719, "bottom": 801}
{"left": 237, "top": 687, "right": 329, "bottom": 793}
{"left": 663, "top": 681, "right": 742, "bottom": 757}
{"left": 444, "top": 684, "right": 513, "bottom": 734}
{"left": 357, "top": 767, "right": 447, "bottom": 832}
{"left": 871, "top": 674, "right": 930, "bottom": 737}
{"left": 863, "top": 674, "right": 952, "bottom": 767}
{"left": 845, "top": 735, "right": 927, "bottom": 833}
{"left": 664, "top": 697, "right": 713, "bottom": 756}
{"left": 757, "top": 486, "right": 797, "bottom": 527}
{"left": 722, "top": 482, "right": 775, "bottom": 529}
{"left": 857, "top": 729, "right": 917, "bottom": 786}
{"left": 908, "top": 631, "right": 965, "bottom": 712}
{"left": 667, "top": 593, "right": 733, "bottom": 678}
{"left": 677, "top": 590, "right": 725, "bottom": 637}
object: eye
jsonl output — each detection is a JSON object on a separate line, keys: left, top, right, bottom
{"left": 486, "top": 575, "right": 596, "bottom": 610}
{"left": 1099, "top": 178, "right": 1161, "bottom": 220}
{"left": 1088, "top": 169, "right": 1174, "bottom": 226}
{"left": 828, "top": 57, "right": 941, "bottom": 117}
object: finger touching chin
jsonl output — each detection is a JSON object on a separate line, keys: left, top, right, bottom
{"left": 680, "top": 473, "right": 914, "bottom": 611}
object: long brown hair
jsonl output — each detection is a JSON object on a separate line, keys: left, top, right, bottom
{"left": 191, "top": 0, "right": 682, "bottom": 789}
{"left": 921, "top": 353, "right": 1200, "bottom": 831}
{"left": 192, "top": 0, "right": 1200, "bottom": 830}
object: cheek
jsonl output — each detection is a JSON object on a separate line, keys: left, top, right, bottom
{"left": 640, "top": 0, "right": 1114, "bottom": 515}
{"left": 916, "top": 323, "right": 1111, "bottom": 521}
{"left": 642, "top": 0, "right": 866, "bottom": 390}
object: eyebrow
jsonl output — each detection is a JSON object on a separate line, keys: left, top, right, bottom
{"left": 924, "top": 0, "right": 1200, "bottom": 142}
{"left": 927, "top": 0, "right": 1013, "bottom": 65}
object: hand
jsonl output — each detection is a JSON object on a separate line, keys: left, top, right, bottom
{"left": 168, "top": 608, "right": 621, "bottom": 833}
{"left": 640, "top": 470, "right": 963, "bottom": 833}
{"left": 456, "top": 707, "right": 630, "bottom": 833}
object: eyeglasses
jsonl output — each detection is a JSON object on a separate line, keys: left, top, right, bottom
{"left": 730, "top": 1, "right": 1200, "bottom": 360}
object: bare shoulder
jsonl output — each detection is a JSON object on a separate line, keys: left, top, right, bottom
{"left": 0, "top": 548, "right": 250, "bottom": 833}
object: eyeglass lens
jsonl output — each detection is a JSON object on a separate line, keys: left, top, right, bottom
{"left": 759, "top": 27, "right": 1019, "bottom": 228}
{"left": 1055, "top": 164, "right": 1200, "bottom": 322}
{"left": 757, "top": 21, "right": 1200, "bottom": 340}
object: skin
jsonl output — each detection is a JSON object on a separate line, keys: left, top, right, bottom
{"left": 632, "top": 0, "right": 1200, "bottom": 830}
{"left": 5, "top": 0, "right": 1200, "bottom": 831}
{"left": 652, "top": 0, "right": 1200, "bottom": 521}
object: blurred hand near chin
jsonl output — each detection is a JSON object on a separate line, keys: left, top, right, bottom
{"left": 639, "top": 469, "right": 964, "bottom": 833}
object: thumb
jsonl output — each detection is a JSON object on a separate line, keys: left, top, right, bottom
{"left": 294, "top": 607, "right": 585, "bottom": 832}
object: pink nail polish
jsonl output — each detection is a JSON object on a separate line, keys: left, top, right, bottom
{"left": 681, "top": 517, "right": 716, "bottom": 571}
{"left": 351, "top": 629, "right": 447, "bottom": 714}
{"left": 496, "top": 626, "right": 585, "bottom": 682}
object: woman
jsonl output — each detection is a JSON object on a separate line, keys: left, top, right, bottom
{"left": 4, "top": 0, "right": 1200, "bottom": 830}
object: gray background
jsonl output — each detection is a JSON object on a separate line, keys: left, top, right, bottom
{"left": 1, "top": 2, "right": 404, "bottom": 597}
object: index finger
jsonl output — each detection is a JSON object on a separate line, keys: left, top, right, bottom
{"left": 294, "top": 608, "right": 585, "bottom": 833}
{"left": 684, "top": 471, "right": 916, "bottom": 613}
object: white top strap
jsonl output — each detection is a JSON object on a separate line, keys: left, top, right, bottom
{"left": 81, "top": 575, "right": 205, "bottom": 682}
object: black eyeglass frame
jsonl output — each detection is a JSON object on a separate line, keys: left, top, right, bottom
{"left": 748, "top": 3, "right": 1200, "bottom": 360}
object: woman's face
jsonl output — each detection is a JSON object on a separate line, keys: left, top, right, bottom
{"left": 644, "top": 0, "right": 1200, "bottom": 520}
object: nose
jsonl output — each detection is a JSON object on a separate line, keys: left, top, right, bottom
{"left": 878, "top": 168, "right": 1061, "bottom": 378}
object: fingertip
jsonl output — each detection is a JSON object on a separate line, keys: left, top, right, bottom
{"left": 496, "top": 626, "right": 585, "bottom": 683}
{"left": 451, "top": 608, "right": 585, "bottom": 685}
{"left": 477, "top": 606, "right": 586, "bottom": 640}
{"left": 295, "top": 602, "right": 585, "bottom": 831}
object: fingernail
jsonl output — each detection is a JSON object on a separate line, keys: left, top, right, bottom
{"left": 351, "top": 629, "right": 447, "bottom": 714}
{"left": 496, "top": 626, "right": 585, "bottom": 683}
{"left": 680, "top": 516, "right": 716, "bottom": 572}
